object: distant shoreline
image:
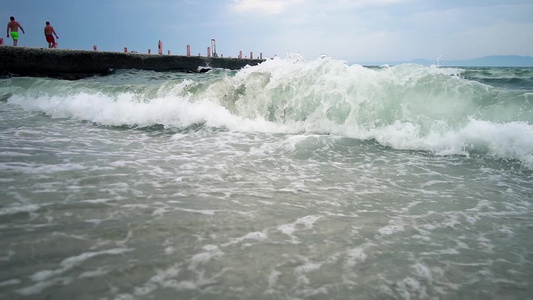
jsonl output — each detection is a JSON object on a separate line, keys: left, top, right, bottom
{"left": 0, "top": 46, "right": 265, "bottom": 80}
{"left": 356, "top": 55, "right": 533, "bottom": 68}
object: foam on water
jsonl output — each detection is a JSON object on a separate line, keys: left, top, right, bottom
{"left": 0, "top": 204, "right": 40, "bottom": 216}
{"left": 17, "top": 248, "right": 134, "bottom": 296}
{"left": 1, "top": 58, "right": 532, "bottom": 298}
{"left": 5, "top": 55, "right": 532, "bottom": 168}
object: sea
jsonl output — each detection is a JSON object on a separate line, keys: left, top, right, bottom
{"left": 1, "top": 54, "right": 532, "bottom": 299}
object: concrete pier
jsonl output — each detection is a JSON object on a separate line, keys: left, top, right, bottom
{"left": 0, "top": 46, "right": 265, "bottom": 80}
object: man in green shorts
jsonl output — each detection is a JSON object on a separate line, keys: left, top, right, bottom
{"left": 6, "top": 16, "right": 25, "bottom": 46}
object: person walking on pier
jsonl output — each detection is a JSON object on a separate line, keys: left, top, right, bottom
{"left": 44, "top": 21, "right": 59, "bottom": 48}
{"left": 6, "top": 16, "right": 24, "bottom": 46}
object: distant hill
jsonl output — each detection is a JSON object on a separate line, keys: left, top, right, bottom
{"left": 359, "top": 55, "right": 533, "bottom": 67}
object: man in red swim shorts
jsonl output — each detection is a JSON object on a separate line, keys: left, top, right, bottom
{"left": 44, "top": 21, "right": 59, "bottom": 48}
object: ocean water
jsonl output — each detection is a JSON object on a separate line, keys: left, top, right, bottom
{"left": 1, "top": 55, "right": 532, "bottom": 299}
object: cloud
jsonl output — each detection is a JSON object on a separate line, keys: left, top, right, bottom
{"left": 336, "top": 0, "right": 407, "bottom": 7}
{"left": 231, "top": 0, "right": 302, "bottom": 15}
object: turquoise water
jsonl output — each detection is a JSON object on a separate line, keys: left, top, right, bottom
{"left": 1, "top": 56, "right": 532, "bottom": 299}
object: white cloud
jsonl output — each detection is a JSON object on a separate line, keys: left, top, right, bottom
{"left": 304, "top": 0, "right": 407, "bottom": 13}
{"left": 336, "top": 0, "right": 407, "bottom": 7}
{"left": 231, "top": 0, "right": 303, "bottom": 15}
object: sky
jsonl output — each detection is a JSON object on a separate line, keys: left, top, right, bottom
{"left": 2, "top": 0, "right": 533, "bottom": 63}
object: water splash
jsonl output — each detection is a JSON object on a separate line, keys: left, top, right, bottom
{"left": 4, "top": 55, "right": 533, "bottom": 168}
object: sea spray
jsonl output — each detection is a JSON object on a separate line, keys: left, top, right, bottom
{"left": 1, "top": 58, "right": 532, "bottom": 299}
{"left": 5, "top": 55, "right": 533, "bottom": 168}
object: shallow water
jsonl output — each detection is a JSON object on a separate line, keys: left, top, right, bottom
{"left": 1, "top": 57, "right": 532, "bottom": 299}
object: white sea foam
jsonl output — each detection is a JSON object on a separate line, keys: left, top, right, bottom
{"left": 345, "top": 247, "right": 367, "bottom": 268}
{"left": 397, "top": 277, "right": 421, "bottom": 291}
{"left": 189, "top": 245, "right": 224, "bottom": 268}
{"left": 0, "top": 279, "right": 21, "bottom": 287}
{"left": 278, "top": 215, "right": 321, "bottom": 236}
{"left": 412, "top": 263, "right": 433, "bottom": 282}
{"left": 378, "top": 220, "right": 405, "bottom": 236}
{"left": 1, "top": 61, "right": 532, "bottom": 300}
{"left": 0, "top": 204, "right": 40, "bottom": 216}
{"left": 0, "top": 161, "right": 87, "bottom": 174}
{"left": 7, "top": 56, "right": 532, "bottom": 167}
{"left": 78, "top": 267, "right": 110, "bottom": 279}
{"left": 17, "top": 248, "right": 134, "bottom": 296}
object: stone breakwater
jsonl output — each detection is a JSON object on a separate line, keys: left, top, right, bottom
{"left": 0, "top": 46, "right": 265, "bottom": 80}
